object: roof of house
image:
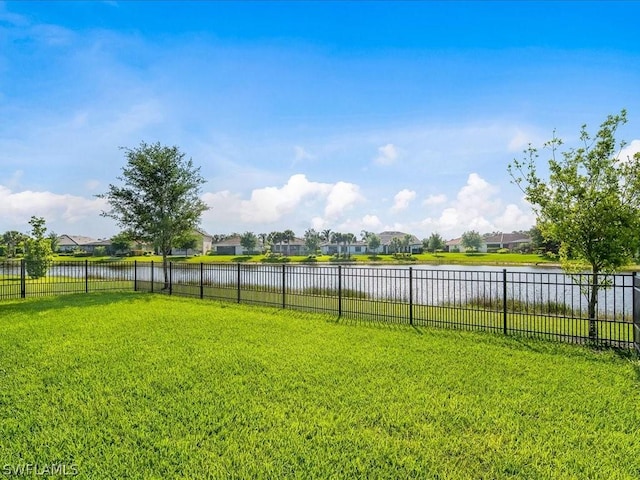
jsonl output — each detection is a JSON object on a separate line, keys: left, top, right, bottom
{"left": 377, "top": 231, "right": 421, "bottom": 245}
{"left": 484, "top": 233, "right": 531, "bottom": 244}
{"left": 57, "top": 235, "right": 99, "bottom": 246}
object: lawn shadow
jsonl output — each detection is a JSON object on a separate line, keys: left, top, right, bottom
{"left": 0, "top": 291, "right": 153, "bottom": 316}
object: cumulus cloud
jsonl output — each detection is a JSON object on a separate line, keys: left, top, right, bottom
{"left": 423, "top": 193, "right": 447, "bottom": 206}
{"left": 391, "top": 189, "right": 416, "bottom": 212}
{"left": 0, "top": 184, "right": 108, "bottom": 229}
{"left": 202, "top": 174, "right": 363, "bottom": 227}
{"left": 417, "top": 173, "right": 533, "bottom": 238}
{"left": 375, "top": 143, "right": 399, "bottom": 166}
{"left": 324, "top": 181, "right": 363, "bottom": 218}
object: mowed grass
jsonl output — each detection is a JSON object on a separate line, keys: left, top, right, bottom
{"left": 1, "top": 293, "right": 639, "bottom": 479}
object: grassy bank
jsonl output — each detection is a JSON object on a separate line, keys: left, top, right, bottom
{"left": 1, "top": 293, "right": 639, "bottom": 478}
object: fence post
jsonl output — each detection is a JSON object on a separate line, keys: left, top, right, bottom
{"left": 134, "top": 260, "right": 137, "bottom": 292}
{"left": 20, "top": 259, "right": 26, "bottom": 298}
{"left": 503, "top": 269, "right": 508, "bottom": 335}
{"left": 200, "top": 263, "right": 204, "bottom": 299}
{"left": 338, "top": 265, "right": 342, "bottom": 318}
{"left": 282, "top": 263, "right": 286, "bottom": 309}
{"left": 633, "top": 272, "right": 639, "bottom": 354}
{"left": 151, "top": 261, "right": 154, "bottom": 293}
{"left": 85, "top": 259, "right": 89, "bottom": 294}
{"left": 237, "top": 263, "right": 241, "bottom": 303}
{"left": 169, "top": 262, "right": 173, "bottom": 295}
{"left": 409, "top": 267, "right": 413, "bottom": 326}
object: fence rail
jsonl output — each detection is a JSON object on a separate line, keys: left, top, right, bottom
{"left": 1, "top": 260, "right": 638, "bottom": 350}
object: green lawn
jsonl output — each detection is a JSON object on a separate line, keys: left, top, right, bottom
{"left": 1, "top": 293, "right": 639, "bottom": 478}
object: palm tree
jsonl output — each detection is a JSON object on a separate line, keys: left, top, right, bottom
{"left": 258, "top": 233, "right": 268, "bottom": 253}
{"left": 282, "top": 229, "right": 295, "bottom": 256}
{"left": 268, "top": 231, "right": 281, "bottom": 254}
{"left": 304, "top": 228, "right": 320, "bottom": 254}
{"left": 321, "top": 229, "right": 332, "bottom": 242}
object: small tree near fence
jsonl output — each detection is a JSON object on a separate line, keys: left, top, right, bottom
{"left": 509, "top": 110, "right": 640, "bottom": 341}
{"left": 24, "top": 216, "right": 53, "bottom": 279}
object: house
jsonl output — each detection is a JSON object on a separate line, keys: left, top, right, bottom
{"left": 377, "top": 231, "right": 422, "bottom": 254}
{"left": 445, "top": 237, "right": 487, "bottom": 253}
{"left": 57, "top": 235, "right": 111, "bottom": 254}
{"left": 319, "top": 231, "right": 422, "bottom": 255}
{"left": 271, "top": 237, "right": 308, "bottom": 256}
{"left": 210, "top": 235, "right": 246, "bottom": 255}
{"left": 320, "top": 240, "right": 368, "bottom": 256}
{"left": 483, "top": 232, "right": 531, "bottom": 251}
{"left": 170, "top": 229, "right": 214, "bottom": 256}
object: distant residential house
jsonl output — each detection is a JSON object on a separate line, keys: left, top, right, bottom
{"left": 57, "top": 235, "right": 112, "bottom": 253}
{"left": 377, "top": 231, "right": 422, "bottom": 254}
{"left": 272, "top": 237, "right": 308, "bottom": 256}
{"left": 445, "top": 237, "right": 487, "bottom": 253}
{"left": 170, "top": 230, "right": 214, "bottom": 256}
{"left": 320, "top": 240, "right": 368, "bottom": 256}
{"left": 483, "top": 233, "right": 531, "bottom": 251}
{"left": 210, "top": 235, "right": 246, "bottom": 256}
{"left": 320, "top": 231, "right": 422, "bottom": 255}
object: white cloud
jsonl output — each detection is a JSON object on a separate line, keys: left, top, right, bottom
{"left": 423, "top": 193, "right": 447, "bottom": 206}
{"left": 416, "top": 173, "right": 533, "bottom": 238}
{"left": 391, "top": 189, "right": 416, "bottom": 212}
{"left": 619, "top": 139, "right": 640, "bottom": 162}
{"left": 375, "top": 143, "right": 399, "bottom": 166}
{"left": 324, "top": 181, "right": 363, "bottom": 219}
{"left": 0, "top": 184, "right": 108, "bottom": 230}
{"left": 361, "top": 214, "right": 382, "bottom": 228}
{"left": 202, "top": 174, "right": 363, "bottom": 228}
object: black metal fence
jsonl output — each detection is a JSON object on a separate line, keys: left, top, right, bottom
{"left": 1, "top": 260, "right": 638, "bottom": 350}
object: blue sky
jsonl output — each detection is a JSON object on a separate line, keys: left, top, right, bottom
{"left": 1, "top": 1, "right": 639, "bottom": 240}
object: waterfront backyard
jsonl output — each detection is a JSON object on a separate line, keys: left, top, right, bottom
{"left": 1, "top": 293, "right": 639, "bottom": 478}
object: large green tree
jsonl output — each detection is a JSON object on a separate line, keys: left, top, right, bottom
{"left": 509, "top": 110, "right": 640, "bottom": 340}
{"left": 99, "top": 142, "right": 209, "bottom": 288}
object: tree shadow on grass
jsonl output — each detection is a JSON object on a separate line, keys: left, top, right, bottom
{"left": 0, "top": 291, "right": 154, "bottom": 316}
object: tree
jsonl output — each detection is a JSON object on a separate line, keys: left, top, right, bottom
{"left": 425, "top": 232, "right": 446, "bottom": 253}
{"left": 2, "top": 230, "right": 27, "bottom": 258}
{"left": 24, "top": 216, "right": 53, "bottom": 279}
{"left": 48, "top": 232, "right": 59, "bottom": 253}
{"left": 99, "top": 141, "right": 209, "bottom": 289}
{"left": 528, "top": 225, "right": 560, "bottom": 255}
{"left": 304, "top": 228, "right": 321, "bottom": 254}
{"left": 461, "top": 230, "right": 483, "bottom": 252}
{"left": 110, "top": 232, "right": 133, "bottom": 256}
{"left": 267, "top": 231, "right": 282, "bottom": 254}
{"left": 366, "top": 233, "right": 381, "bottom": 257}
{"left": 282, "top": 229, "right": 296, "bottom": 256}
{"left": 174, "top": 232, "right": 199, "bottom": 256}
{"left": 390, "top": 237, "right": 402, "bottom": 255}
{"left": 508, "top": 110, "right": 640, "bottom": 340}
{"left": 257, "top": 233, "right": 268, "bottom": 253}
{"left": 321, "top": 229, "right": 332, "bottom": 242}
{"left": 240, "top": 231, "right": 258, "bottom": 253}
{"left": 402, "top": 234, "right": 413, "bottom": 255}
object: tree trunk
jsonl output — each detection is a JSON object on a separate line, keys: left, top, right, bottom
{"left": 588, "top": 270, "right": 599, "bottom": 341}
{"left": 162, "top": 252, "right": 170, "bottom": 290}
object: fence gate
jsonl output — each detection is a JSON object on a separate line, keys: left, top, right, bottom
{"left": 634, "top": 274, "right": 640, "bottom": 354}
